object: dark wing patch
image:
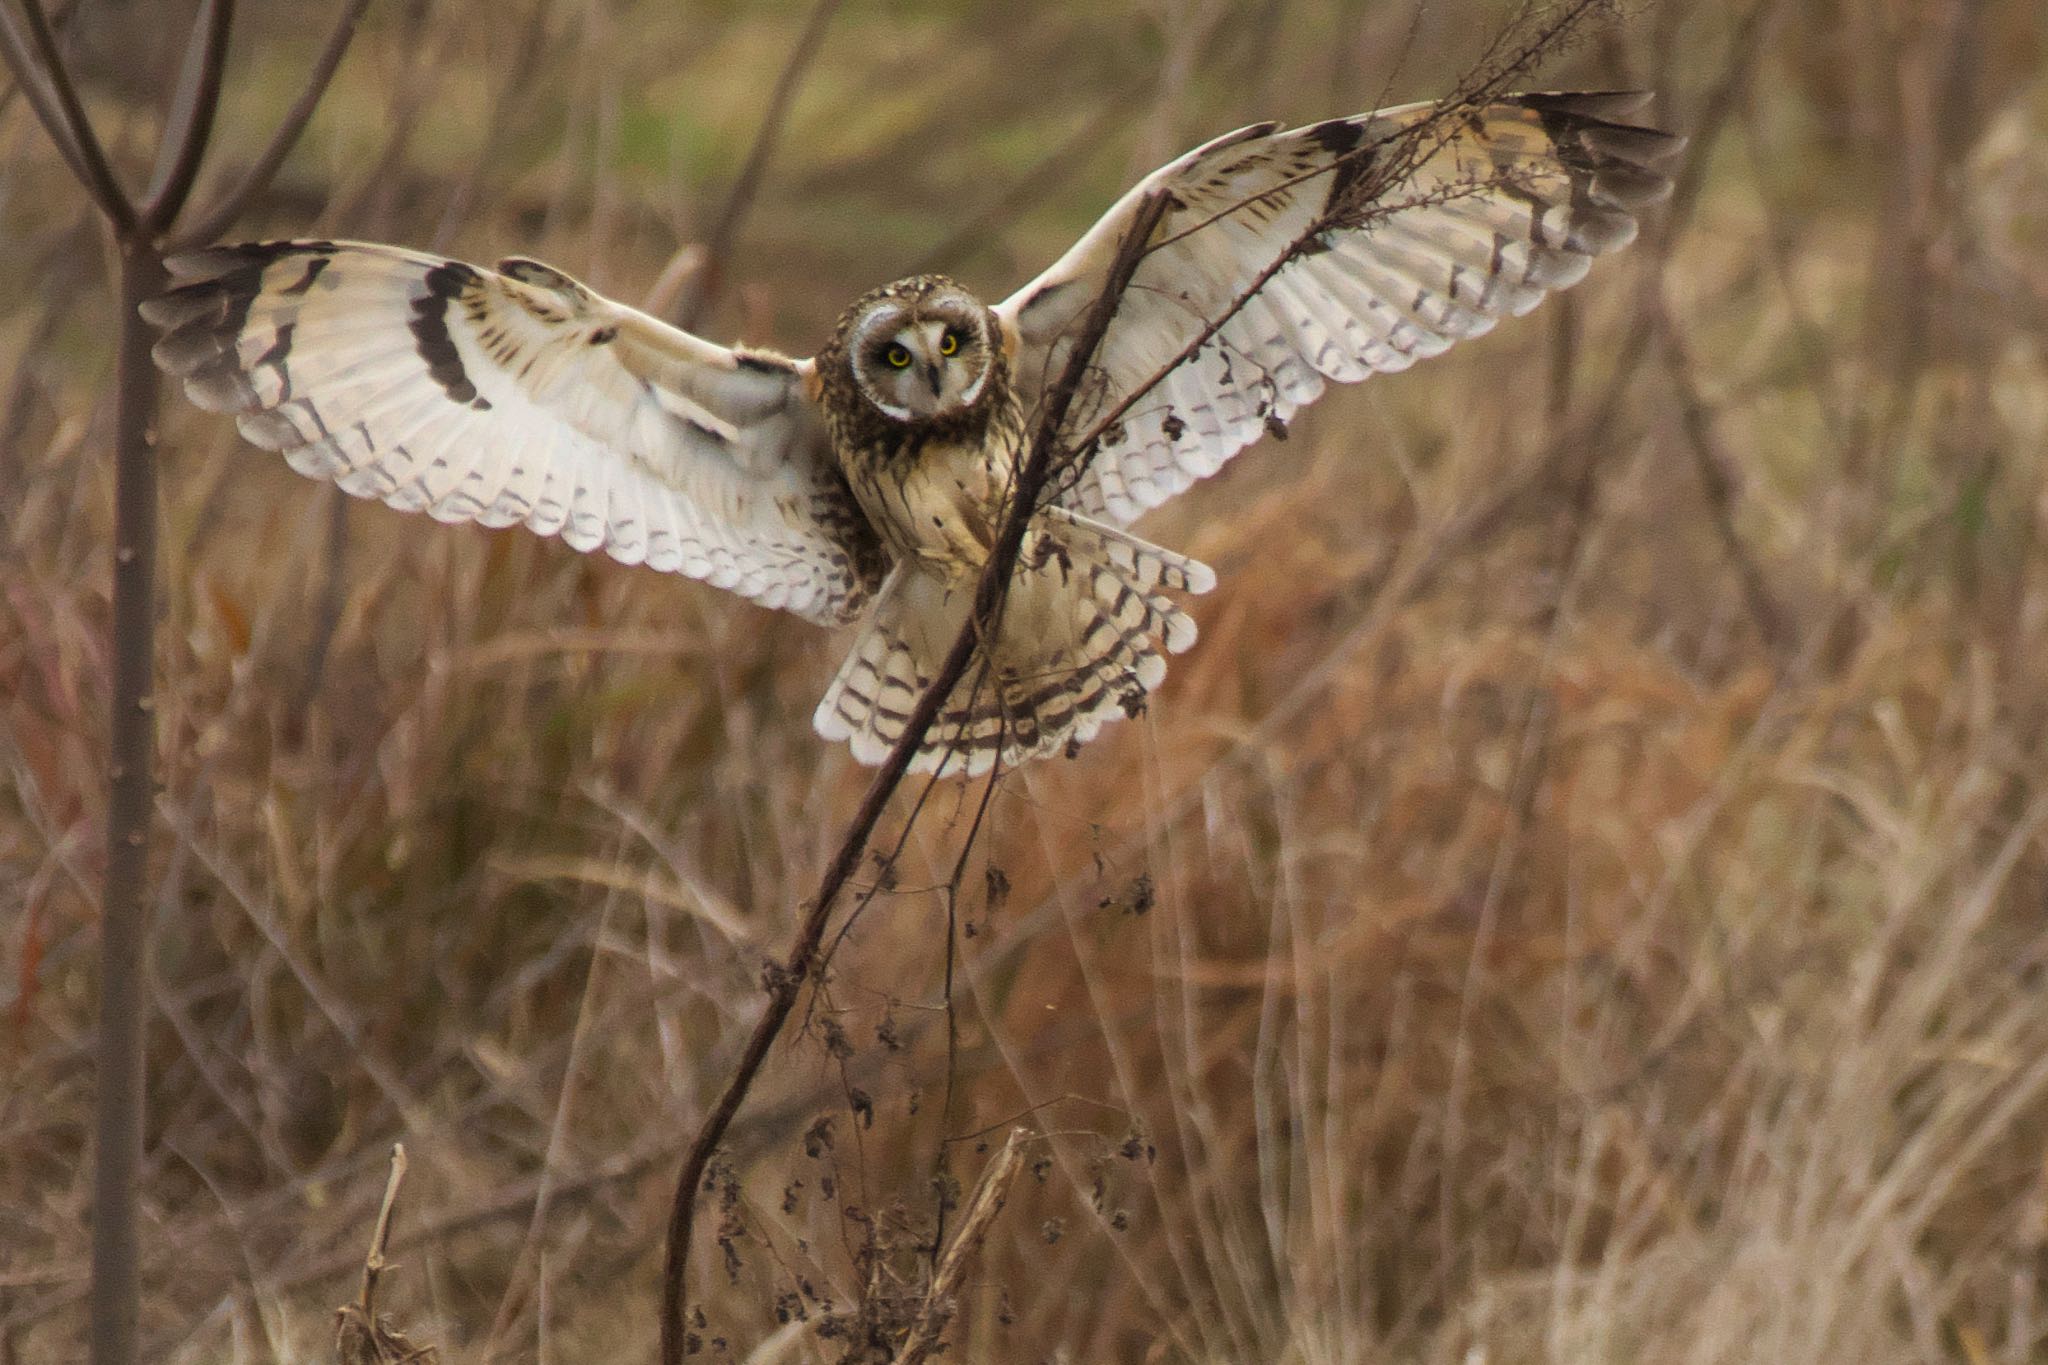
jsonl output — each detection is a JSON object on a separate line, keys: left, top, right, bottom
{"left": 407, "top": 261, "right": 489, "bottom": 410}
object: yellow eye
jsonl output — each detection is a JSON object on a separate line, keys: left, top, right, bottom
{"left": 885, "top": 343, "right": 912, "bottom": 369}
{"left": 938, "top": 329, "right": 960, "bottom": 357}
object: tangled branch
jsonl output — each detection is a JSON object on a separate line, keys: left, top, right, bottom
{"left": 656, "top": 189, "right": 1174, "bottom": 1365}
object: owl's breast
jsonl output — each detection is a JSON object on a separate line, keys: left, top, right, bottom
{"left": 837, "top": 393, "right": 1026, "bottom": 575}
{"left": 844, "top": 430, "right": 1014, "bottom": 571}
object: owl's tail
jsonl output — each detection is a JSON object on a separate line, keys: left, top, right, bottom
{"left": 813, "top": 508, "right": 1215, "bottom": 776}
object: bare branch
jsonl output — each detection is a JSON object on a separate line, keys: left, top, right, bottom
{"left": 177, "top": 0, "right": 373, "bottom": 246}
{"left": 672, "top": 0, "right": 843, "bottom": 330}
{"left": 5, "top": 9, "right": 360, "bottom": 1364}
{"left": 655, "top": 21, "right": 1626, "bottom": 1349}
{"left": 656, "top": 189, "right": 1174, "bottom": 1365}
{"left": 2, "top": 0, "right": 135, "bottom": 233}
{"left": 140, "top": 0, "right": 234, "bottom": 230}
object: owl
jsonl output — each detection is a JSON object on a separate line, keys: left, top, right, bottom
{"left": 144, "top": 91, "right": 1679, "bottom": 776}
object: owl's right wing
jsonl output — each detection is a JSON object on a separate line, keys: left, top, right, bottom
{"left": 143, "top": 241, "right": 887, "bottom": 625}
{"left": 996, "top": 92, "right": 1682, "bottom": 525}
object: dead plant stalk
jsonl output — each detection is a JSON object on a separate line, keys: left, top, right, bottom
{"left": 656, "top": 185, "right": 1175, "bottom": 1365}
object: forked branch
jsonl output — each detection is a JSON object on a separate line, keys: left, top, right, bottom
{"left": 0, "top": 9, "right": 372, "bottom": 1365}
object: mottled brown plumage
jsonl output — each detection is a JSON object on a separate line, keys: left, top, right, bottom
{"left": 814, "top": 275, "right": 1021, "bottom": 565}
{"left": 804, "top": 273, "right": 1205, "bottom": 774}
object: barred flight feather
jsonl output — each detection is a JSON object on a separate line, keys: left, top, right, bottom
{"left": 814, "top": 511, "right": 1213, "bottom": 776}
{"left": 142, "top": 241, "right": 886, "bottom": 625}
{"left": 1000, "top": 91, "right": 1683, "bottom": 526}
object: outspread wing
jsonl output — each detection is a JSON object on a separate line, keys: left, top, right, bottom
{"left": 142, "top": 241, "right": 887, "bottom": 624}
{"left": 997, "top": 91, "right": 1683, "bottom": 525}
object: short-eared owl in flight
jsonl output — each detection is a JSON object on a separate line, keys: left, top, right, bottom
{"left": 146, "top": 91, "right": 1678, "bottom": 775}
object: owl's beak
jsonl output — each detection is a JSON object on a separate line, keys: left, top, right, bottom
{"left": 923, "top": 360, "right": 944, "bottom": 399}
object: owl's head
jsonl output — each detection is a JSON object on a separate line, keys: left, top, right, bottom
{"left": 840, "top": 276, "right": 997, "bottom": 424}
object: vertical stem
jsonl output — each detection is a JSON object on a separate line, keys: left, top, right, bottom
{"left": 91, "top": 241, "right": 163, "bottom": 1365}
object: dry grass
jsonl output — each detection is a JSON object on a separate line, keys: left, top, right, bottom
{"left": 5, "top": 0, "right": 2048, "bottom": 1360}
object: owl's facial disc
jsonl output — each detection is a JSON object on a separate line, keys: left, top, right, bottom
{"left": 851, "top": 292, "right": 993, "bottom": 423}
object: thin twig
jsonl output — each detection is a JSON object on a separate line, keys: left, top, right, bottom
{"left": 1654, "top": 298, "right": 1795, "bottom": 659}
{"left": 0, "top": 210, "right": 88, "bottom": 551}
{"left": 177, "top": 0, "right": 372, "bottom": 247}
{"left": 483, "top": 900, "right": 616, "bottom": 1352}
{"left": 323, "top": 3, "right": 440, "bottom": 231}
{"left": 1040, "top": 1, "right": 1622, "bottom": 507}
{"left": 431, "top": 0, "right": 554, "bottom": 251}
{"left": 291, "top": 483, "right": 350, "bottom": 716}
{"left": 656, "top": 187, "right": 1173, "bottom": 1365}
{"left": 0, "top": 0, "right": 79, "bottom": 134}
{"left": 140, "top": 0, "right": 234, "bottom": 230}
{"left": 1651, "top": 0, "right": 1779, "bottom": 258}
{"left": 12, "top": 0, "right": 135, "bottom": 232}
{"left": 926, "top": 763, "right": 1004, "bottom": 1264}
{"left": 672, "top": 0, "right": 843, "bottom": 330}
{"left": 0, "top": 2, "right": 123, "bottom": 229}
{"left": 896, "top": 1129, "right": 1029, "bottom": 1365}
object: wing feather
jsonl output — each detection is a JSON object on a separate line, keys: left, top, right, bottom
{"left": 999, "top": 91, "right": 1683, "bottom": 525}
{"left": 143, "top": 240, "right": 887, "bottom": 624}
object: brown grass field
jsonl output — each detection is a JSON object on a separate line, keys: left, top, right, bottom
{"left": 5, "top": 1, "right": 2048, "bottom": 1360}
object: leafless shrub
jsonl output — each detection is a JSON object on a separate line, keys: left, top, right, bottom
{"left": 4, "top": 2, "right": 2047, "bottom": 1363}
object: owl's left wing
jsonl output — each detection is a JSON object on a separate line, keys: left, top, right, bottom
{"left": 996, "top": 91, "right": 1682, "bottom": 525}
{"left": 143, "top": 241, "right": 886, "bottom": 624}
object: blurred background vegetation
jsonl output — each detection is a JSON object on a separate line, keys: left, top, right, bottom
{"left": 5, "top": 0, "right": 2048, "bottom": 1360}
